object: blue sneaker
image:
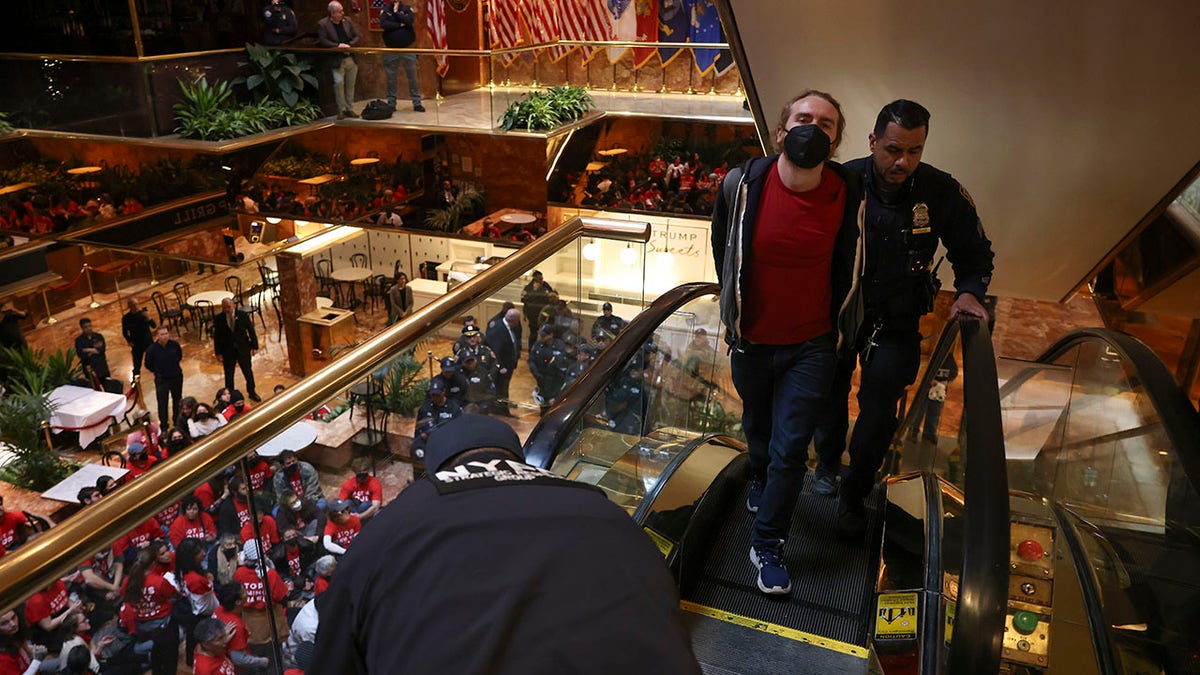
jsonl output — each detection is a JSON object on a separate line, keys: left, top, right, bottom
{"left": 746, "top": 478, "right": 764, "bottom": 513}
{"left": 750, "top": 540, "right": 791, "bottom": 595}
{"left": 812, "top": 465, "right": 838, "bottom": 496}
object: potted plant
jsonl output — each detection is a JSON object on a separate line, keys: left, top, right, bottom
{"left": 498, "top": 85, "right": 594, "bottom": 131}
{"left": 0, "top": 346, "right": 82, "bottom": 491}
{"left": 423, "top": 184, "right": 485, "bottom": 233}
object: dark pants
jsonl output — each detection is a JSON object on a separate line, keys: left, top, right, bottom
{"left": 223, "top": 349, "right": 257, "bottom": 396}
{"left": 495, "top": 369, "right": 513, "bottom": 403}
{"left": 814, "top": 324, "right": 922, "bottom": 508}
{"left": 384, "top": 52, "right": 421, "bottom": 106}
{"left": 731, "top": 333, "right": 836, "bottom": 547}
{"left": 154, "top": 375, "right": 183, "bottom": 428}
{"left": 130, "top": 341, "right": 150, "bottom": 375}
{"left": 921, "top": 398, "right": 945, "bottom": 442}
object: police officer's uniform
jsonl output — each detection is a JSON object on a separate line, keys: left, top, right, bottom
{"left": 815, "top": 158, "right": 994, "bottom": 521}
{"left": 310, "top": 415, "right": 700, "bottom": 674}
{"left": 431, "top": 357, "right": 470, "bottom": 406}
{"left": 528, "top": 328, "right": 569, "bottom": 413}
{"left": 591, "top": 305, "right": 627, "bottom": 341}
{"left": 261, "top": 0, "right": 297, "bottom": 46}
{"left": 457, "top": 354, "right": 497, "bottom": 414}
{"left": 604, "top": 369, "right": 645, "bottom": 435}
{"left": 411, "top": 380, "right": 463, "bottom": 460}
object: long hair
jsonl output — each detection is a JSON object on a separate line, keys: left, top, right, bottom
{"left": 122, "top": 547, "right": 155, "bottom": 604}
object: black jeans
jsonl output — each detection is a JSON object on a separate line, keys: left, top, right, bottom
{"left": 731, "top": 333, "right": 836, "bottom": 547}
{"left": 814, "top": 325, "right": 922, "bottom": 507}
{"left": 223, "top": 349, "right": 257, "bottom": 396}
{"left": 130, "top": 341, "right": 150, "bottom": 375}
{"left": 154, "top": 375, "right": 183, "bottom": 427}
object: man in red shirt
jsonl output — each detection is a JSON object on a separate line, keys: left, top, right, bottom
{"left": 214, "top": 582, "right": 269, "bottom": 671}
{"left": 239, "top": 496, "right": 280, "bottom": 555}
{"left": 321, "top": 500, "right": 361, "bottom": 555}
{"left": 711, "top": 90, "right": 864, "bottom": 595}
{"left": 0, "top": 496, "right": 29, "bottom": 552}
{"left": 123, "top": 442, "right": 157, "bottom": 480}
{"left": 337, "top": 459, "right": 383, "bottom": 521}
{"left": 191, "top": 617, "right": 238, "bottom": 675}
{"left": 243, "top": 451, "right": 273, "bottom": 492}
{"left": 169, "top": 496, "right": 217, "bottom": 547}
{"left": 112, "top": 517, "right": 162, "bottom": 564}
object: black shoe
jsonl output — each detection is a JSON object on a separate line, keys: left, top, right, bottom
{"left": 413, "top": 103, "right": 426, "bottom": 112}
{"left": 836, "top": 499, "right": 867, "bottom": 540}
{"left": 249, "top": 392, "right": 262, "bottom": 403}
{"left": 386, "top": 101, "right": 397, "bottom": 112}
{"left": 812, "top": 465, "right": 838, "bottom": 496}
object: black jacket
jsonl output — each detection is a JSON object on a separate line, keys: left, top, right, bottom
{"left": 379, "top": 2, "right": 417, "bottom": 48}
{"left": 122, "top": 308, "right": 155, "bottom": 346}
{"left": 711, "top": 155, "right": 864, "bottom": 355}
{"left": 212, "top": 310, "right": 258, "bottom": 358}
{"left": 484, "top": 319, "right": 520, "bottom": 372}
{"left": 262, "top": 2, "right": 297, "bottom": 45}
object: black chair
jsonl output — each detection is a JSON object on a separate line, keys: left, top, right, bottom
{"left": 227, "top": 276, "right": 266, "bottom": 331}
{"left": 315, "top": 258, "right": 340, "bottom": 305}
{"left": 258, "top": 262, "right": 280, "bottom": 298}
{"left": 271, "top": 295, "right": 283, "bottom": 341}
{"left": 150, "top": 291, "right": 184, "bottom": 333}
{"left": 363, "top": 274, "right": 389, "bottom": 313}
{"left": 192, "top": 299, "right": 216, "bottom": 339}
{"left": 350, "top": 253, "right": 367, "bottom": 268}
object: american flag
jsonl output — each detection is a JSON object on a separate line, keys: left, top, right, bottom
{"left": 368, "top": 0, "right": 387, "bottom": 31}
{"left": 527, "top": 0, "right": 570, "bottom": 61}
{"left": 489, "top": 0, "right": 525, "bottom": 67}
{"left": 427, "top": 0, "right": 450, "bottom": 77}
{"left": 559, "top": 0, "right": 613, "bottom": 64}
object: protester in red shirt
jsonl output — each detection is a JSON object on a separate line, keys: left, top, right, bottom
{"left": 232, "top": 542, "right": 289, "bottom": 650}
{"left": 213, "top": 583, "right": 268, "bottom": 672}
{"left": 191, "top": 617, "right": 238, "bottom": 675}
{"left": 169, "top": 496, "right": 217, "bottom": 547}
{"left": 0, "top": 610, "right": 46, "bottom": 675}
{"left": 239, "top": 499, "right": 280, "bottom": 556}
{"left": 25, "top": 579, "right": 81, "bottom": 655}
{"left": 337, "top": 460, "right": 383, "bottom": 521}
{"left": 0, "top": 497, "right": 29, "bottom": 552}
{"left": 321, "top": 500, "right": 361, "bottom": 555}
{"left": 112, "top": 517, "right": 161, "bottom": 563}
{"left": 123, "top": 443, "right": 157, "bottom": 481}
{"left": 119, "top": 548, "right": 178, "bottom": 675}
{"left": 242, "top": 453, "right": 272, "bottom": 492}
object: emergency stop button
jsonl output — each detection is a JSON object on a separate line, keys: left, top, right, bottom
{"left": 1017, "top": 539, "right": 1044, "bottom": 561}
{"left": 1013, "top": 611, "right": 1039, "bottom": 635}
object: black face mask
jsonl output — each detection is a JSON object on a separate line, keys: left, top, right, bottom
{"left": 783, "top": 124, "right": 831, "bottom": 169}
{"left": 356, "top": 472, "right": 369, "bottom": 482}
{"left": 285, "top": 464, "right": 299, "bottom": 475}
{"left": 222, "top": 548, "right": 238, "bottom": 561}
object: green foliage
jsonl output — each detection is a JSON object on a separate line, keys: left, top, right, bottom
{"left": 0, "top": 346, "right": 80, "bottom": 393}
{"left": 261, "top": 151, "right": 332, "bottom": 179}
{"left": 423, "top": 184, "right": 485, "bottom": 232}
{"left": 499, "top": 85, "right": 594, "bottom": 131}
{"left": 234, "top": 43, "right": 319, "bottom": 108}
{"left": 0, "top": 112, "right": 14, "bottom": 135}
{"left": 173, "top": 76, "right": 322, "bottom": 141}
{"left": 377, "top": 353, "right": 429, "bottom": 417}
{"left": 0, "top": 348, "right": 79, "bottom": 491}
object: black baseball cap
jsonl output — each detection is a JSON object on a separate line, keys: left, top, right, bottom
{"left": 425, "top": 414, "right": 523, "bottom": 473}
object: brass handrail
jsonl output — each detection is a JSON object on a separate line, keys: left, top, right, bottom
{"left": 0, "top": 215, "right": 650, "bottom": 614}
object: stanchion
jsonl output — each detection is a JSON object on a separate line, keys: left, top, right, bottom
{"left": 632, "top": 63, "right": 641, "bottom": 92}
{"left": 610, "top": 61, "right": 618, "bottom": 91}
{"left": 427, "top": 349, "right": 435, "bottom": 379}
{"left": 40, "top": 288, "right": 57, "bottom": 326}
{"left": 686, "top": 65, "right": 695, "bottom": 95}
{"left": 531, "top": 50, "right": 540, "bottom": 88}
{"left": 708, "top": 69, "right": 717, "bottom": 95}
{"left": 83, "top": 263, "right": 100, "bottom": 308}
{"left": 148, "top": 257, "right": 159, "bottom": 286}
{"left": 40, "top": 421, "right": 54, "bottom": 451}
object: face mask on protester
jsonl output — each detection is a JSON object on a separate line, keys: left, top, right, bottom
{"left": 783, "top": 124, "right": 831, "bottom": 169}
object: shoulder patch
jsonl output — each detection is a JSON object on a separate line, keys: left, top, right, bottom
{"left": 958, "top": 183, "right": 976, "bottom": 209}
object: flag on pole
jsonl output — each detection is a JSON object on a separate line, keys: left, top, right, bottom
{"left": 489, "top": 0, "right": 525, "bottom": 66}
{"left": 427, "top": 0, "right": 450, "bottom": 77}
{"left": 690, "top": 0, "right": 722, "bottom": 75}
{"left": 607, "top": 0, "right": 636, "bottom": 63}
{"left": 526, "top": 0, "right": 571, "bottom": 61}
{"left": 633, "top": 0, "right": 658, "bottom": 69}
{"left": 657, "top": 0, "right": 690, "bottom": 66}
{"left": 560, "top": 0, "right": 613, "bottom": 64}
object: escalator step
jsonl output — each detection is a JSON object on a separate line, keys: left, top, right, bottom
{"left": 683, "top": 472, "right": 884, "bottom": 648}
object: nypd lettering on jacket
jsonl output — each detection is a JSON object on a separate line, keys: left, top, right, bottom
{"left": 428, "top": 459, "right": 600, "bottom": 495}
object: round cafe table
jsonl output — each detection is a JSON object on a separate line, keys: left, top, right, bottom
{"left": 500, "top": 213, "right": 536, "bottom": 226}
{"left": 188, "top": 290, "right": 234, "bottom": 305}
{"left": 330, "top": 267, "right": 374, "bottom": 307}
{"left": 255, "top": 421, "right": 319, "bottom": 458}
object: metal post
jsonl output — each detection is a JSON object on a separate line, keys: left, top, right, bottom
{"left": 240, "top": 458, "right": 286, "bottom": 675}
{"left": 40, "top": 288, "right": 57, "bottom": 326}
{"left": 148, "top": 257, "right": 159, "bottom": 286}
{"left": 427, "top": 350, "right": 435, "bottom": 379}
{"left": 41, "top": 421, "right": 54, "bottom": 452}
{"left": 83, "top": 264, "right": 100, "bottom": 308}
{"left": 632, "top": 62, "right": 641, "bottom": 92}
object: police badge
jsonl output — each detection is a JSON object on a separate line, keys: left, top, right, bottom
{"left": 912, "top": 203, "right": 931, "bottom": 234}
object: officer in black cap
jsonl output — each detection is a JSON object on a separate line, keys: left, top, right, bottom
{"left": 430, "top": 355, "right": 469, "bottom": 406}
{"left": 310, "top": 415, "right": 701, "bottom": 674}
{"left": 453, "top": 315, "right": 479, "bottom": 354}
{"left": 591, "top": 301, "right": 627, "bottom": 341}
{"left": 527, "top": 323, "right": 569, "bottom": 416}
{"left": 411, "top": 378, "right": 462, "bottom": 462}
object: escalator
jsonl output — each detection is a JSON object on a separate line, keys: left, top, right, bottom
{"left": 523, "top": 283, "right": 1010, "bottom": 674}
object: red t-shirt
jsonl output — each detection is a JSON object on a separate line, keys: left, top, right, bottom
{"left": 169, "top": 512, "right": 216, "bottom": 547}
{"left": 244, "top": 460, "right": 272, "bottom": 491}
{"left": 339, "top": 476, "right": 382, "bottom": 504}
{"left": 741, "top": 164, "right": 845, "bottom": 345}
{"left": 213, "top": 606, "right": 249, "bottom": 651}
{"left": 184, "top": 570, "right": 212, "bottom": 597}
{"left": 120, "top": 573, "right": 176, "bottom": 621}
{"left": 314, "top": 576, "right": 329, "bottom": 596}
{"left": 282, "top": 546, "right": 303, "bottom": 578}
{"left": 232, "top": 566, "right": 287, "bottom": 610}
{"left": 324, "top": 515, "right": 362, "bottom": 550}
{"left": 0, "top": 511, "right": 25, "bottom": 549}
{"left": 240, "top": 516, "right": 279, "bottom": 555}
{"left": 193, "top": 482, "right": 220, "bottom": 511}
{"left": 0, "top": 649, "right": 31, "bottom": 674}
{"left": 125, "top": 455, "right": 157, "bottom": 481}
{"left": 155, "top": 500, "right": 180, "bottom": 530}
{"left": 193, "top": 652, "right": 236, "bottom": 675}
{"left": 113, "top": 518, "right": 162, "bottom": 557}
{"left": 25, "top": 580, "right": 68, "bottom": 625}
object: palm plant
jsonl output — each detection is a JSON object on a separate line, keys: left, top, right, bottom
{"left": 0, "top": 347, "right": 79, "bottom": 490}
{"left": 377, "top": 353, "right": 428, "bottom": 417}
{"left": 423, "top": 184, "right": 485, "bottom": 232}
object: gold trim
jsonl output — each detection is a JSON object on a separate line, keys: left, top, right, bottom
{"left": 680, "top": 601, "right": 870, "bottom": 658}
{"left": 712, "top": 0, "right": 768, "bottom": 155}
{"left": 0, "top": 216, "right": 650, "bottom": 614}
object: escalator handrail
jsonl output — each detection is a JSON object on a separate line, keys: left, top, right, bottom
{"left": 631, "top": 434, "right": 745, "bottom": 525}
{"left": 898, "top": 318, "right": 963, "bottom": 440}
{"left": 1051, "top": 504, "right": 1120, "bottom": 675}
{"left": 1001, "top": 327, "right": 1200, "bottom": 497}
{"left": 948, "top": 319, "right": 1010, "bottom": 674}
{"left": 0, "top": 215, "right": 651, "bottom": 614}
{"left": 523, "top": 281, "right": 720, "bottom": 468}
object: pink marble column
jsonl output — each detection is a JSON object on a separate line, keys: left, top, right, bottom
{"left": 276, "top": 252, "right": 318, "bottom": 376}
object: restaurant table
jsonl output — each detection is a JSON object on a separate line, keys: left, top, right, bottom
{"left": 330, "top": 267, "right": 374, "bottom": 307}
{"left": 41, "top": 463, "right": 129, "bottom": 503}
{"left": 254, "top": 421, "right": 319, "bottom": 458}
{"left": 48, "top": 385, "right": 127, "bottom": 449}
{"left": 188, "top": 290, "right": 234, "bottom": 306}
{"left": 500, "top": 212, "right": 537, "bottom": 225}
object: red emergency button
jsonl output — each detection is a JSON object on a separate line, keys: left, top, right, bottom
{"left": 1018, "top": 539, "right": 1044, "bottom": 561}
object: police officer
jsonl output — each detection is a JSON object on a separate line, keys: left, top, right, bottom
{"left": 591, "top": 302, "right": 627, "bottom": 341}
{"left": 262, "top": 0, "right": 297, "bottom": 46}
{"left": 605, "top": 360, "right": 646, "bottom": 435}
{"left": 411, "top": 379, "right": 462, "bottom": 462}
{"left": 310, "top": 415, "right": 701, "bottom": 673}
{"left": 457, "top": 352, "right": 497, "bottom": 415}
{"left": 431, "top": 356, "right": 469, "bottom": 407}
{"left": 814, "top": 99, "right": 994, "bottom": 538}
{"left": 564, "top": 342, "right": 595, "bottom": 390}
{"left": 453, "top": 316, "right": 480, "bottom": 354}
{"left": 528, "top": 324, "right": 569, "bottom": 415}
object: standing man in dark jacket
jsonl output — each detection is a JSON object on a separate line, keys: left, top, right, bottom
{"left": 379, "top": 1, "right": 425, "bottom": 112}
{"left": 311, "top": 415, "right": 701, "bottom": 674}
{"left": 317, "top": 1, "right": 361, "bottom": 119}
{"left": 121, "top": 297, "right": 155, "bottom": 378}
{"left": 144, "top": 327, "right": 184, "bottom": 427}
{"left": 213, "top": 298, "right": 261, "bottom": 402}
{"left": 261, "top": 0, "right": 297, "bottom": 45}
{"left": 484, "top": 308, "right": 521, "bottom": 409}
{"left": 74, "top": 318, "right": 111, "bottom": 384}
{"left": 710, "top": 89, "right": 864, "bottom": 595}
{"left": 528, "top": 324, "right": 569, "bottom": 416}
{"left": 813, "top": 100, "right": 994, "bottom": 538}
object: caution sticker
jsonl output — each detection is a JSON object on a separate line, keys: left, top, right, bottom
{"left": 944, "top": 599, "right": 956, "bottom": 645}
{"left": 643, "top": 527, "right": 674, "bottom": 559}
{"left": 875, "top": 592, "right": 919, "bottom": 640}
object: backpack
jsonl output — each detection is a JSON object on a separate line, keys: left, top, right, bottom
{"left": 361, "top": 99, "right": 394, "bottom": 120}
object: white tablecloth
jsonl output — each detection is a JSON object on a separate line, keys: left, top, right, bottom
{"left": 255, "top": 421, "right": 319, "bottom": 457}
{"left": 49, "top": 385, "right": 127, "bottom": 449}
{"left": 41, "top": 463, "right": 129, "bottom": 503}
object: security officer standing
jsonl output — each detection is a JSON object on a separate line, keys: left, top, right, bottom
{"left": 591, "top": 301, "right": 627, "bottom": 341}
{"left": 814, "top": 100, "right": 994, "bottom": 538}
{"left": 411, "top": 379, "right": 462, "bottom": 462}
{"left": 528, "top": 324, "right": 569, "bottom": 415}
{"left": 431, "top": 356, "right": 469, "bottom": 407}
{"left": 261, "top": 0, "right": 297, "bottom": 46}
{"left": 457, "top": 352, "right": 497, "bottom": 415}
{"left": 310, "top": 415, "right": 701, "bottom": 674}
